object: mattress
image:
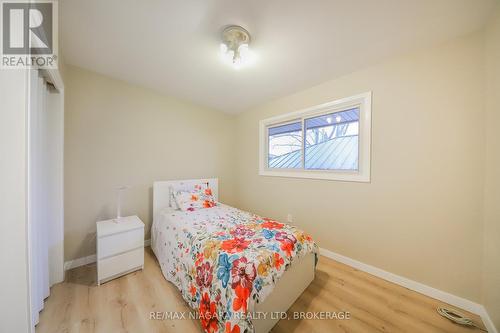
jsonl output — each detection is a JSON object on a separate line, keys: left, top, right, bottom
{"left": 151, "top": 203, "right": 317, "bottom": 333}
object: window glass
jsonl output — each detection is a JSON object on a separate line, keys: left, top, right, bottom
{"left": 268, "top": 121, "right": 302, "bottom": 169}
{"left": 304, "top": 108, "right": 359, "bottom": 170}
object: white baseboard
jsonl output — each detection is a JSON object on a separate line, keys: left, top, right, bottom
{"left": 319, "top": 247, "right": 497, "bottom": 333}
{"left": 482, "top": 312, "right": 499, "bottom": 333}
{"left": 63, "top": 254, "right": 96, "bottom": 271}
{"left": 64, "top": 239, "right": 152, "bottom": 271}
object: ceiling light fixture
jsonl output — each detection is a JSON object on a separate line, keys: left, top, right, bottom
{"left": 220, "top": 25, "right": 254, "bottom": 69}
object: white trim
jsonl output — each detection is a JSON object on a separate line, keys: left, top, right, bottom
{"left": 64, "top": 239, "right": 152, "bottom": 271}
{"left": 24, "top": 68, "right": 34, "bottom": 333}
{"left": 319, "top": 247, "right": 497, "bottom": 333}
{"left": 63, "top": 254, "right": 97, "bottom": 271}
{"left": 259, "top": 92, "right": 372, "bottom": 182}
{"left": 482, "top": 310, "right": 499, "bottom": 333}
{"left": 41, "top": 68, "right": 64, "bottom": 93}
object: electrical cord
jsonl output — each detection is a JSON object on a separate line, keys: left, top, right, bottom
{"left": 437, "top": 307, "right": 487, "bottom": 332}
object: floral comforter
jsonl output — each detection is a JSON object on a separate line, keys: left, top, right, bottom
{"left": 151, "top": 204, "right": 318, "bottom": 333}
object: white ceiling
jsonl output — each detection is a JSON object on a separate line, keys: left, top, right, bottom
{"left": 60, "top": 0, "right": 497, "bottom": 113}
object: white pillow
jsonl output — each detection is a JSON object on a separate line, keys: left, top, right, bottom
{"left": 172, "top": 185, "right": 216, "bottom": 212}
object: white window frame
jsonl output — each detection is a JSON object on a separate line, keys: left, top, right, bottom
{"left": 259, "top": 92, "right": 372, "bottom": 182}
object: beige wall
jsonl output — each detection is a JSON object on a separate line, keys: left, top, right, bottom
{"left": 234, "top": 34, "right": 486, "bottom": 302}
{"left": 64, "top": 65, "right": 236, "bottom": 261}
{"left": 0, "top": 70, "right": 31, "bottom": 332}
{"left": 482, "top": 8, "right": 500, "bottom": 329}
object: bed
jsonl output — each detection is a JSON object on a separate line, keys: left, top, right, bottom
{"left": 151, "top": 178, "right": 317, "bottom": 333}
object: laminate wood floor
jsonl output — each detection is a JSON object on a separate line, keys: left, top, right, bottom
{"left": 36, "top": 248, "right": 486, "bottom": 333}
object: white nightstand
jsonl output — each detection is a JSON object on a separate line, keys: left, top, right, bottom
{"left": 96, "top": 215, "right": 144, "bottom": 285}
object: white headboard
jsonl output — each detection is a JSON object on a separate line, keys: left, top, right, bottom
{"left": 153, "top": 178, "right": 218, "bottom": 223}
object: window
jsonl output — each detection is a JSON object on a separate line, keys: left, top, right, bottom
{"left": 259, "top": 92, "right": 371, "bottom": 182}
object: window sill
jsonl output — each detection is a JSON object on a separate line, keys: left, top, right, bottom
{"left": 258, "top": 169, "right": 370, "bottom": 182}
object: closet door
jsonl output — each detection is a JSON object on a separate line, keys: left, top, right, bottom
{"left": 27, "top": 70, "right": 50, "bottom": 326}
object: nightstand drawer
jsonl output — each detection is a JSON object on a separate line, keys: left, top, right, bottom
{"left": 98, "top": 247, "right": 143, "bottom": 282}
{"left": 98, "top": 227, "right": 144, "bottom": 259}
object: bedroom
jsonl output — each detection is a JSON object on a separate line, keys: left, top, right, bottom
{"left": 0, "top": 0, "right": 499, "bottom": 332}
